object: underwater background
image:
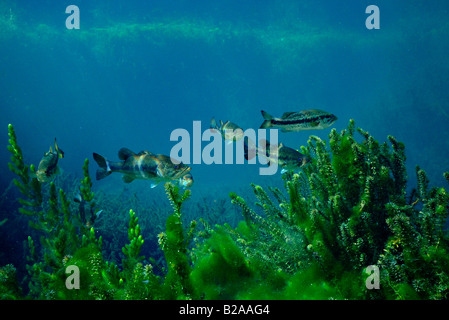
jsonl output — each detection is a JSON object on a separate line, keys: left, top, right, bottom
{"left": 1, "top": 0, "right": 449, "bottom": 300}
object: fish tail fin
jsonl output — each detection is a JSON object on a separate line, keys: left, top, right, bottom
{"left": 258, "top": 139, "right": 271, "bottom": 157}
{"left": 261, "top": 110, "right": 273, "bottom": 120}
{"left": 243, "top": 137, "right": 257, "bottom": 160}
{"left": 210, "top": 117, "right": 218, "bottom": 130}
{"left": 260, "top": 111, "right": 273, "bottom": 129}
{"left": 93, "top": 153, "right": 112, "bottom": 180}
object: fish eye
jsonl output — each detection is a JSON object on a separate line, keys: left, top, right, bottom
{"left": 174, "top": 161, "right": 184, "bottom": 170}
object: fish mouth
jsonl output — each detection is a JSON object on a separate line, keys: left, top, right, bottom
{"left": 180, "top": 173, "right": 194, "bottom": 187}
{"left": 182, "top": 166, "right": 191, "bottom": 174}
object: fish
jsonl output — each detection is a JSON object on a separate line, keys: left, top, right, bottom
{"left": 92, "top": 148, "right": 193, "bottom": 188}
{"left": 210, "top": 117, "right": 244, "bottom": 143}
{"left": 74, "top": 192, "right": 102, "bottom": 228}
{"left": 260, "top": 109, "right": 337, "bottom": 132}
{"left": 36, "top": 138, "right": 64, "bottom": 183}
{"left": 244, "top": 137, "right": 308, "bottom": 173}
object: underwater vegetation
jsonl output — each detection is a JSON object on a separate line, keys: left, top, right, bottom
{"left": 1, "top": 120, "right": 449, "bottom": 300}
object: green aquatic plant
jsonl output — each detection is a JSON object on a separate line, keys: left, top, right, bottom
{"left": 159, "top": 183, "right": 193, "bottom": 299}
{"left": 7, "top": 123, "right": 43, "bottom": 220}
{"left": 21, "top": 180, "right": 101, "bottom": 299}
{"left": 5, "top": 124, "right": 104, "bottom": 298}
{"left": 2, "top": 122, "right": 448, "bottom": 300}
{"left": 122, "top": 209, "right": 145, "bottom": 268}
{"left": 110, "top": 208, "right": 159, "bottom": 300}
{"left": 4, "top": 124, "right": 196, "bottom": 299}
{"left": 190, "top": 225, "right": 257, "bottom": 299}
{"left": 229, "top": 187, "right": 308, "bottom": 275}
{"left": 379, "top": 167, "right": 449, "bottom": 299}
{"left": 0, "top": 264, "right": 22, "bottom": 300}
{"left": 8, "top": 152, "right": 79, "bottom": 299}
{"left": 226, "top": 119, "right": 449, "bottom": 299}
{"left": 77, "top": 159, "right": 100, "bottom": 229}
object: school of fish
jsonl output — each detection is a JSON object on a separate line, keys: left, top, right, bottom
{"left": 33, "top": 108, "right": 336, "bottom": 228}
{"left": 36, "top": 108, "right": 336, "bottom": 190}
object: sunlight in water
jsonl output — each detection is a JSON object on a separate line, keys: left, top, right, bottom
{"left": 1, "top": 6, "right": 394, "bottom": 72}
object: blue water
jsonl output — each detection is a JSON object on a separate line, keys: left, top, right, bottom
{"left": 1, "top": 0, "right": 449, "bottom": 282}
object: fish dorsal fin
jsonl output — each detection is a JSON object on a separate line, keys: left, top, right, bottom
{"left": 122, "top": 175, "right": 135, "bottom": 183}
{"left": 210, "top": 117, "right": 217, "bottom": 130}
{"left": 302, "top": 109, "right": 325, "bottom": 116}
{"left": 299, "top": 109, "right": 315, "bottom": 116}
{"left": 54, "top": 138, "right": 64, "bottom": 158}
{"left": 118, "top": 148, "right": 136, "bottom": 160}
{"left": 49, "top": 146, "right": 53, "bottom": 153}
{"left": 155, "top": 154, "right": 171, "bottom": 163}
{"left": 281, "top": 112, "right": 297, "bottom": 119}
{"left": 222, "top": 120, "right": 231, "bottom": 128}
{"left": 137, "top": 150, "right": 152, "bottom": 156}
